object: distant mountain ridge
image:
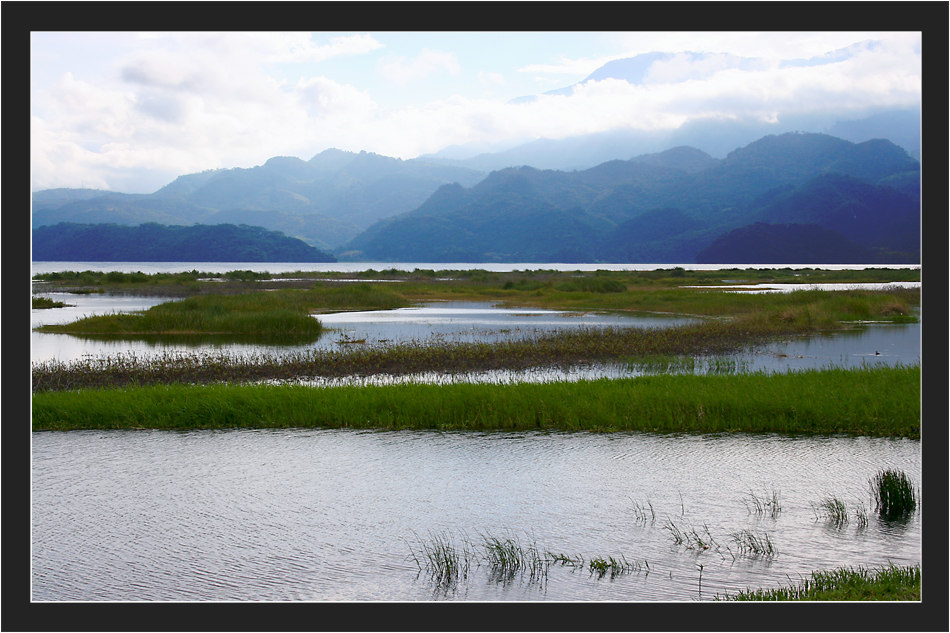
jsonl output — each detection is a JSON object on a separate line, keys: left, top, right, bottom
{"left": 32, "top": 222, "right": 337, "bottom": 263}
{"left": 33, "top": 129, "right": 920, "bottom": 265}
{"left": 345, "top": 132, "right": 919, "bottom": 264}
{"left": 32, "top": 150, "right": 487, "bottom": 251}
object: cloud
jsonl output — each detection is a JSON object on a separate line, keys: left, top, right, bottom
{"left": 294, "top": 76, "right": 377, "bottom": 118}
{"left": 377, "top": 48, "right": 461, "bottom": 85}
{"left": 477, "top": 71, "right": 506, "bottom": 87}
{"left": 30, "top": 32, "right": 921, "bottom": 193}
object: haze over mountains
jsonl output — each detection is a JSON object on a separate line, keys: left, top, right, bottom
{"left": 31, "top": 49, "right": 921, "bottom": 265}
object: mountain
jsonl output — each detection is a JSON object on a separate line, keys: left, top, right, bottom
{"left": 32, "top": 222, "right": 337, "bottom": 263}
{"left": 346, "top": 133, "right": 920, "bottom": 264}
{"left": 695, "top": 223, "right": 885, "bottom": 264}
{"left": 32, "top": 150, "right": 487, "bottom": 251}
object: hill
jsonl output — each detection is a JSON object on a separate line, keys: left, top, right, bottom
{"left": 31, "top": 151, "right": 487, "bottom": 251}
{"left": 32, "top": 222, "right": 337, "bottom": 263}
{"left": 347, "top": 133, "right": 920, "bottom": 264}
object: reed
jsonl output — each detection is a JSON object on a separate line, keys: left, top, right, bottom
{"left": 664, "top": 519, "right": 718, "bottom": 552}
{"left": 31, "top": 364, "right": 921, "bottom": 438}
{"left": 743, "top": 489, "right": 782, "bottom": 518}
{"left": 407, "top": 530, "right": 475, "bottom": 589}
{"left": 719, "top": 563, "right": 920, "bottom": 601}
{"left": 870, "top": 469, "right": 918, "bottom": 519}
{"left": 479, "top": 532, "right": 547, "bottom": 582}
{"left": 631, "top": 498, "right": 657, "bottom": 526}
{"left": 815, "top": 496, "right": 850, "bottom": 527}
{"left": 587, "top": 555, "right": 648, "bottom": 580}
{"left": 729, "top": 529, "right": 777, "bottom": 558}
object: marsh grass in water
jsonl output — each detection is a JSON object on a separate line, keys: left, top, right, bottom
{"left": 870, "top": 468, "right": 918, "bottom": 520}
{"left": 411, "top": 531, "right": 650, "bottom": 586}
{"left": 33, "top": 283, "right": 408, "bottom": 342}
{"left": 32, "top": 296, "right": 71, "bottom": 309}
{"left": 729, "top": 529, "right": 777, "bottom": 559}
{"left": 31, "top": 364, "right": 920, "bottom": 438}
{"left": 406, "top": 530, "right": 476, "bottom": 590}
{"left": 719, "top": 563, "right": 920, "bottom": 601}
{"left": 663, "top": 519, "right": 719, "bottom": 552}
{"left": 743, "top": 489, "right": 782, "bottom": 518}
{"left": 814, "top": 496, "right": 851, "bottom": 528}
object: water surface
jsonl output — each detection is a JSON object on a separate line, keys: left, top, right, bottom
{"left": 32, "top": 428, "right": 921, "bottom": 601}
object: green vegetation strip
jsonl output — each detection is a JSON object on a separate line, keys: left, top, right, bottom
{"left": 32, "top": 364, "right": 919, "bottom": 437}
{"left": 720, "top": 563, "right": 920, "bottom": 601}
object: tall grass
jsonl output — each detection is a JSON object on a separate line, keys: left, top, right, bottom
{"left": 406, "top": 530, "right": 475, "bottom": 590}
{"left": 719, "top": 563, "right": 920, "bottom": 601}
{"left": 31, "top": 364, "right": 920, "bottom": 438}
{"left": 870, "top": 469, "right": 918, "bottom": 519}
{"left": 410, "top": 531, "right": 649, "bottom": 585}
{"left": 743, "top": 489, "right": 782, "bottom": 518}
{"left": 815, "top": 496, "right": 851, "bottom": 528}
{"left": 729, "top": 530, "right": 777, "bottom": 558}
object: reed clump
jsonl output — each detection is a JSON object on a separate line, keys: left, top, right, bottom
{"left": 815, "top": 496, "right": 851, "bottom": 528}
{"left": 870, "top": 469, "right": 918, "bottom": 519}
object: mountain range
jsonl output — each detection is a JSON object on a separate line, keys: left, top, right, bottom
{"left": 344, "top": 132, "right": 919, "bottom": 264}
{"left": 32, "top": 79, "right": 921, "bottom": 265}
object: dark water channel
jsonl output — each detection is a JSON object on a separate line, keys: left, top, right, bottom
{"left": 32, "top": 428, "right": 920, "bottom": 601}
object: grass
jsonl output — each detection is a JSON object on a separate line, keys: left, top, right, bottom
{"left": 663, "top": 519, "right": 719, "bottom": 552}
{"left": 32, "top": 267, "right": 920, "bottom": 392}
{"left": 31, "top": 363, "right": 920, "bottom": 437}
{"left": 729, "top": 529, "right": 777, "bottom": 558}
{"left": 815, "top": 496, "right": 852, "bottom": 528}
{"left": 410, "top": 531, "right": 649, "bottom": 585}
{"left": 406, "top": 530, "right": 476, "bottom": 590}
{"left": 743, "top": 489, "right": 782, "bottom": 518}
{"left": 32, "top": 296, "right": 71, "bottom": 309}
{"left": 719, "top": 563, "right": 920, "bottom": 601}
{"left": 33, "top": 283, "right": 410, "bottom": 342}
{"left": 870, "top": 469, "right": 918, "bottom": 519}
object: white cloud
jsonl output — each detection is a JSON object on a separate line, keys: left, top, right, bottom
{"left": 477, "top": 71, "right": 506, "bottom": 87}
{"left": 377, "top": 48, "right": 461, "bottom": 86}
{"left": 30, "top": 32, "right": 921, "bottom": 193}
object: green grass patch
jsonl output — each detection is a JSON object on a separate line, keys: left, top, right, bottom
{"left": 720, "top": 563, "right": 920, "bottom": 600}
{"left": 32, "top": 297, "right": 70, "bottom": 309}
{"left": 32, "top": 284, "right": 410, "bottom": 342}
{"left": 31, "top": 363, "right": 920, "bottom": 437}
{"left": 871, "top": 468, "right": 918, "bottom": 519}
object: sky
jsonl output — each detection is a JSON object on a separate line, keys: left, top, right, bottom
{"left": 30, "top": 31, "right": 922, "bottom": 194}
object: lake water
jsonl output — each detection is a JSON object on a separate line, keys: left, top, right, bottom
{"left": 30, "top": 262, "right": 923, "bottom": 602}
{"left": 32, "top": 428, "right": 921, "bottom": 601}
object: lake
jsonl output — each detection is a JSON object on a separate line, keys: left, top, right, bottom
{"left": 31, "top": 428, "right": 920, "bottom": 601}
{"left": 30, "top": 261, "right": 922, "bottom": 602}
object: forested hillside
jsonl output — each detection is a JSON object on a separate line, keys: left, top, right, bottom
{"left": 32, "top": 223, "right": 337, "bottom": 263}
